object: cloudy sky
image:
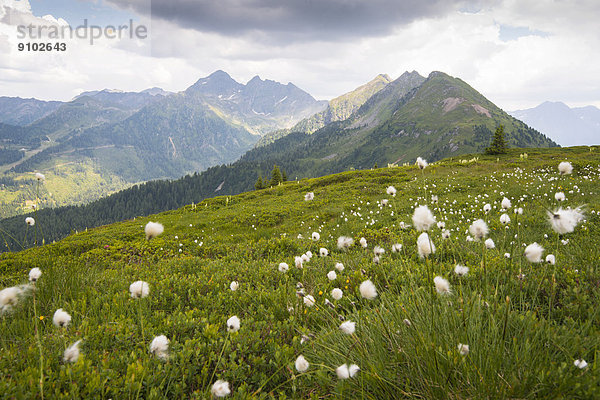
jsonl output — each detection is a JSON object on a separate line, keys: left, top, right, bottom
{"left": 1, "top": 0, "right": 599, "bottom": 110}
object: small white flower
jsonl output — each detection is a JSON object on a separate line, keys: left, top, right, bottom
{"left": 335, "top": 262, "right": 344, "bottom": 272}
{"left": 337, "top": 236, "right": 354, "bottom": 250}
{"left": 437, "top": 221, "right": 445, "bottom": 229}
{"left": 454, "top": 264, "right": 469, "bottom": 276}
{"left": 434, "top": 276, "right": 451, "bottom": 295}
{"left": 129, "top": 281, "right": 150, "bottom": 298}
{"left": 469, "top": 219, "right": 488, "bottom": 240}
{"left": 485, "top": 238, "right": 495, "bottom": 249}
{"left": 295, "top": 355, "right": 309, "bottom": 372}
{"left": 373, "top": 246, "right": 385, "bottom": 256}
{"left": 412, "top": 205, "right": 436, "bottom": 231}
{"left": 278, "top": 262, "right": 289, "bottom": 273}
{"left": 53, "top": 308, "right": 71, "bottom": 327}
{"left": 501, "top": 197, "right": 512, "bottom": 210}
{"left": 211, "top": 380, "right": 231, "bottom": 397}
{"left": 547, "top": 207, "right": 584, "bottom": 234}
{"left": 327, "top": 270, "right": 337, "bottom": 281}
{"left": 574, "top": 359, "right": 588, "bottom": 369}
{"left": 295, "top": 256, "right": 304, "bottom": 268}
{"left": 29, "top": 268, "right": 42, "bottom": 282}
{"left": 35, "top": 172, "right": 45, "bottom": 181}
{"left": 558, "top": 161, "right": 573, "bottom": 175}
{"left": 458, "top": 343, "right": 469, "bottom": 356}
{"left": 227, "top": 316, "right": 241, "bottom": 332}
{"left": 386, "top": 186, "right": 397, "bottom": 196}
{"left": 500, "top": 214, "right": 511, "bottom": 225}
{"left": 391, "top": 243, "right": 402, "bottom": 253}
{"left": 311, "top": 232, "right": 320, "bottom": 241}
{"left": 504, "top": 252, "right": 511, "bottom": 258}
{"left": 442, "top": 229, "right": 451, "bottom": 239}
{"left": 63, "top": 340, "right": 82, "bottom": 363}
{"left": 331, "top": 288, "right": 343, "bottom": 300}
{"left": 319, "top": 247, "right": 329, "bottom": 257}
{"left": 340, "top": 320, "right": 356, "bottom": 335}
{"left": 416, "top": 157, "right": 428, "bottom": 169}
{"left": 229, "top": 281, "right": 239, "bottom": 291}
{"left": 483, "top": 203, "right": 491, "bottom": 213}
{"left": 348, "top": 364, "right": 360, "bottom": 377}
{"left": 359, "top": 237, "right": 367, "bottom": 248}
{"left": 546, "top": 254, "right": 556, "bottom": 265}
{"left": 524, "top": 243, "right": 544, "bottom": 263}
{"left": 555, "top": 192, "right": 566, "bottom": 201}
{"left": 0, "top": 286, "right": 23, "bottom": 313}
{"left": 431, "top": 195, "right": 439, "bottom": 204}
{"left": 25, "top": 217, "right": 35, "bottom": 226}
{"left": 359, "top": 280, "right": 377, "bottom": 300}
{"left": 304, "top": 192, "right": 315, "bottom": 201}
{"left": 149, "top": 335, "right": 169, "bottom": 359}
{"left": 336, "top": 364, "right": 350, "bottom": 379}
{"left": 144, "top": 222, "right": 164, "bottom": 240}
{"left": 303, "top": 295, "right": 316, "bottom": 307}
{"left": 417, "top": 232, "right": 435, "bottom": 258}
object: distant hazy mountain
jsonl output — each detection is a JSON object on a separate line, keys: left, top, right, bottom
{"left": 0, "top": 97, "right": 63, "bottom": 126}
{"left": 510, "top": 102, "right": 600, "bottom": 146}
{"left": 73, "top": 88, "right": 173, "bottom": 110}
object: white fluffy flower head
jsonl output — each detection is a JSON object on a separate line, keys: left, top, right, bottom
{"left": 340, "top": 320, "right": 356, "bottom": 335}
{"left": 434, "top": 276, "right": 451, "bottom": 295}
{"left": 469, "top": 219, "right": 489, "bottom": 240}
{"left": 145, "top": 221, "right": 164, "bottom": 240}
{"left": 63, "top": 340, "right": 82, "bottom": 363}
{"left": 129, "top": 281, "right": 150, "bottom": 299}
{"left": 412, "top": 205, "right": 436, "bottom": 231}
{"left": 558, "top": 161, "right": 573, "bottom": 175}
{"left": 417, "top": 232, "right": 435, "bottom": 258}
{"left": 211, "top": 380, "right": 231, "bottom": 397}
{"left": 524, "top": 242, "right": 544, "bottom": 263}
{"left": 53, "top": 308, "right": 72, "bottom": 327}
{"left": 227, "top": 315, "right": 241, "bottom": 332}
{"left": 359, "top": 280, "right": 377, "bottom": 300}
{"left": 337, "top": 236, "right": 354, "bottom": 250}
{"left": 295, "top": 355, "right": 309, "bottom": 372}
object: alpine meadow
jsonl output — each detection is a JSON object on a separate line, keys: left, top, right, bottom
{"left": 2, "top": 0, "right": 600, "bottom": 399}
{"left": 1, "top": 146, "right": 599, "bottom": 398}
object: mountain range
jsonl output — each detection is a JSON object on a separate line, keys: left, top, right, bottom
{"left": 0, "top": 71, "right": 325, "bottom": 216}
{"left": 0, "top": 69, "right": 559, "bottom": 250}
{"left": 510, "top": 101, "right": 600, "bottom": 146}
{"left": 0, "top": 69, "right": 556, "bottom": 221}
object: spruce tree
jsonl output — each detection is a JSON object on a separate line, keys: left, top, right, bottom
{"left": 255, "top": 176, "right": 264, "bottom": 190}
{"left": 485, "top": 125, "right": 508, "bottom": 155}
{"left": 282, "top": 169, "right": 287, "bottom": 182}
{"left": 270, "top": 165, "right": 283, "bottom": 186}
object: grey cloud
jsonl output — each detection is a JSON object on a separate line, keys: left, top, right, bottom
{"left": 106, "top": 0, "right": 469, "bottom": 41}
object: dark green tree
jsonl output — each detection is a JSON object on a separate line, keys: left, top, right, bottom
{"left": 282, "top": 169, "right": 287, "bottom": 182}
{"left": 270, "top": 165, "right": 283, "bottom": 186}
{"left": 255, "top": 176, "right": 264, "bottom": 190}
{"left": 485, "top": 125, "right": 508, "bottom": 155}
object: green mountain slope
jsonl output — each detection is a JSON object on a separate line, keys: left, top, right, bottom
{"left": 1, "top": 147, "right": 599, "bottom": 398}
{"left": 0, "top": 97, "right": 63, "bottom": 126}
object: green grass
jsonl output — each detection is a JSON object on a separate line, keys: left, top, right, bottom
{"left": 0, "top": 146, "right": 599, "bottom": 398}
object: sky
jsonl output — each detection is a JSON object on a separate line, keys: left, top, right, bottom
{"left": 0, "top": 0, "right": 599, "bottom": 110}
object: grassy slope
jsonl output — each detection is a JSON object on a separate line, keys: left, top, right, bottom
{"left": 1, "top": 146, "right": 599, "bottom": 398}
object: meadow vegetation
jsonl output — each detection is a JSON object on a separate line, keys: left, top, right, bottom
{"left": 1, "top": 146, "right": 599, "bottom": 399}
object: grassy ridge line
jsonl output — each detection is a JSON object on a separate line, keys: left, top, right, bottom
{"left": 0, "top": 146, "right": 599, "bottom": 398}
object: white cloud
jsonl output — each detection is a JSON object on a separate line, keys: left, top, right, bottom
{"left": 0, "top": 0, "right": 598, "bottom": 110}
